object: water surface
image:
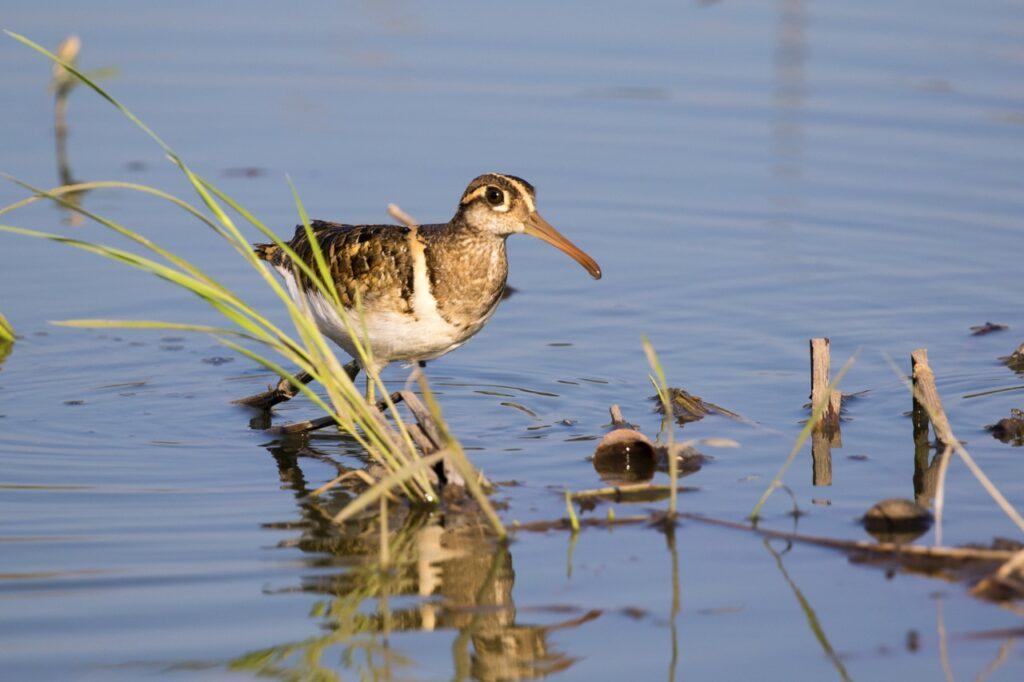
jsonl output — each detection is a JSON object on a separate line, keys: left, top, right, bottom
{"left": 2, "top": 0, "right": 1024, "bottom": 679}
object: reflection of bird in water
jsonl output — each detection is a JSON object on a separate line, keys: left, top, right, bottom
{"left": 248, "top": 174, "right": 600, "bottom": 403}
{"left": 237, "top": 443, "right": 599, "bottom": 680}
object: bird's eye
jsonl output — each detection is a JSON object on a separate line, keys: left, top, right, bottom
{"left": 485, "top": 187, "right": 504, "bottom": 206}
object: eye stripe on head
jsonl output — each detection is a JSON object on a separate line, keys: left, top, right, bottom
{"left": 491, "top": 174, "right": 535, "bottom": 212}
{"left": 459, "top": 173, "right": 536, "bottom": 214}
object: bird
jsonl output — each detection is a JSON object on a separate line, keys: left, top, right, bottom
{"left": 251, "top": 173, "right": 600, "bottom": 400}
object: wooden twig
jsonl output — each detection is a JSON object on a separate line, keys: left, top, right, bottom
{"left": 233, "top": 370, "right": 315, "bottom": 409}
{"left": 265, "top": 391, "right": 404, "bottom": 435}
{"left": 810, "top": 338, "right": 840, "bottom": 487}
{"left": 406, "top": 422, "right": 437, "bottom": 455}
{"left": 267, "top": 414, "right": 335, "bottom": 436}
{"left": 911, "top": 349, "right": 957, "bottom": 447}
{"left": 750, "top": 350, "right": 858, "bottom": 520}
{"left": 513, "top": 509, "right": 1020, "bottom": 565}
{"left": 891, "top": 351, "right": 1024, "bottom": 539}
{"left": 399, "top": 390, "right": 444, "bottom": 449}
{"left": 571, "top": 483, "right": 683, "bottom": 500}
{"left": 810, "top": 338, "right": 842, "bottom": 432}
{"left": 912, "top": 349, "right": 959, "bottom": 546}
{"left": 679, "top": 512, "right": 1016, "bottom": 562}
{"left": 609, "top": 404, "right": 628, "bottom": 429}
{"left": 511, "top": 514, "right": 651, "bottom": 533}
{"left": 234, "top": 360, "right": 361, "bottom": 410}
{"left": 399, "top": 389, "right": 469, "bottom": 488}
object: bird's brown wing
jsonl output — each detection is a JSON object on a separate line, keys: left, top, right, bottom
{"left": 256, "top": 220, "right": 415, "bottom": 312}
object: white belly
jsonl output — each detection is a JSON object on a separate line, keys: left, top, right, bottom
{"left": 276, "top": 266, "right": 470, "bottom": 367}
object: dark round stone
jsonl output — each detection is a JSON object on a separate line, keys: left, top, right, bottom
{"left": 863, "top": 498, "right": 932, "bottom": 543}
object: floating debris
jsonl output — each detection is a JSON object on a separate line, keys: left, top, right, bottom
{"left": 201, "top": 356, "right": 234, "bottom": 366}
{"left": 652, "top": 387, "right": 743, "bottom": 425}
{"left": 658, "top": 442, "right": 711, "bottom": 475}
{"left": 1000, "top": 343, "right": 1024, "bottom": 373}
{"left": 862, "top": 498, "right": 933, "bottom": 544}
{"left": 986, "top": 409, "right": 1024, "bottom": 445}
{"left": 501, "top": 401, "right": 539, "bottom": 418}
{"left": 593, "top": 429, "right": 656, "bottom": 485}
{"left": 223, "top": 166, "right": 266, "bottom": 178}
{"left": 592, "top": 405, "right": 657, "bottom": 485}
{"left": 971, "top": 321, "right": 1008, "bottom": 336}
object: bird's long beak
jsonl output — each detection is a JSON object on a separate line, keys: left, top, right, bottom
{"left": 524, "top": 212, "right": 602, "bottom": 280}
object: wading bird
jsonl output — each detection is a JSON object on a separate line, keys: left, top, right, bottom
{"left": 239, "top": 173, "right": 600, "bottom": 408}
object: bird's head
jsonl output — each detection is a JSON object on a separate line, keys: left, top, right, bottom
{"left": 457, "top": 173, "right": 601, "bottom": 279}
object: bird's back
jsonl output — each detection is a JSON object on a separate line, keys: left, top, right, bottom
{"left": 256, "top": 220, "right": 420, "bottom": 314}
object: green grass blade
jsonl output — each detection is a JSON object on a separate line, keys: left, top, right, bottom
{"left": 0, "top": 179, "right": 229, "bottom": 240}
{"left": 0, "top": 313, "right": 14, "bottom": 343}
{"left": 53, "top": 319, "right": 265, "bottom": 343}
{"left": 642, "top": 336, "right": 678, "bottom": 516}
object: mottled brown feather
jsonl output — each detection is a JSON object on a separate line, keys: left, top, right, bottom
{"left": 255, "top": 219, "right": 509, "bottom": 329}
{"left": 256, "top": 220, "right": 416, "bottom": 313}
{"left": 422, "top": 226, "right": 508, "bottom": 330}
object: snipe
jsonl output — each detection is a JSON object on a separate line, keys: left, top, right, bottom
{"left": 241, "top": 173, "right": 600, "bottom": 407}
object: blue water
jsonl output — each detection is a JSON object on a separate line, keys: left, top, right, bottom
{"left": 3, "top": 0, "right": 1024, "bottom": 678}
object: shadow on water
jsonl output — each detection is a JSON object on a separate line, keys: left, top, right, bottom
{"left": 228, "top": 441, "right": 600, "bottom": 680}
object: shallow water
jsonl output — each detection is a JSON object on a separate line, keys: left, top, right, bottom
{"left": 3, "top": 0, "right": 1024, "bottom": 679}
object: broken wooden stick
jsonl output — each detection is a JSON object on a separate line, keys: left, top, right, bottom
{"left": 911, "top": 349, "right": 957, "bottom": 448}
{"left": 234, "top": 360, "right": 361, "bottom": 410}
{"left": 910, "top": 348, "right": 957, "bottom": 543}
{"left": 810, "top": 338, "right": 842, "bottom": 432}
{"left": 234, "top": 369, "right": 316, "bottom": 410}
{"left": 265, "top": 391, "right": 404, "bottom": 435}
{"left": 906, "top": 349, "right": 1024, "bottom": 545}
{"left": 810, "top": 338, "right": 841, "bottom": 486}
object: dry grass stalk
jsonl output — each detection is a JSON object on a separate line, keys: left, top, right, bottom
{"left": 905, "top": 349, "right": 1024, "bottom": 542}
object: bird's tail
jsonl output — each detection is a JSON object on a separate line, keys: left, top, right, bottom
{"left": 253, "top": 242, "right": 281, "bottom": 264}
